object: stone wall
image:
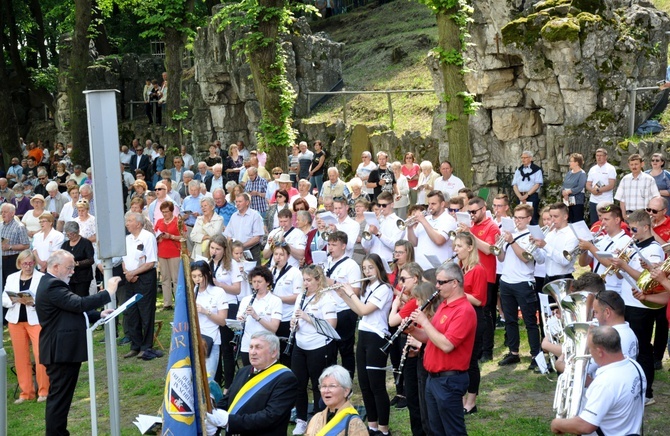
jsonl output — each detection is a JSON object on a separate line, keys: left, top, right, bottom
{"left": 427, "top": 0, "right": 670, "bottom": 187}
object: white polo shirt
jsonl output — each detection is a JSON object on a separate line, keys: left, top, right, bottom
{"left": 413, "top": 212, "right": 456, "bottom": 270}
{"left": 325, "top": 255, "right": 362, "bottom": 312}
{"left": 238, "top": 292, "right": 282, "bottom": 352}
{"left": 272, "top": 265, "right": 303, "bottom": 321}
{"left": 358, "top": 280, "right": 393, "bottom": 338}
{"left": 295, "top": 293, "right": 338, "bottom": 351}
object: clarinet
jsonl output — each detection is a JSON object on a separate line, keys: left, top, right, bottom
{"left": 234, "top": 289, "right": 258, "bottom": 361}
{"left": 395, "top": 339, "right": 412, "bottom": 385}
{"left": 380, "top": 289, "right": 440, "bottom": 354}
{"left": 284, "top": 289, "right": 308, "bottom": 355}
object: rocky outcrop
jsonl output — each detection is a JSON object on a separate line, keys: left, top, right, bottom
{"left": 190, "top": 8, "right": 344, "bottom": 152}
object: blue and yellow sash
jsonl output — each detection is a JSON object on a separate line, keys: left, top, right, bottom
{"left": 228, "top": 364, "right": 291, "bottom": 414}
{"left": 316, "top": 407, "right": 359, "bottom": 436}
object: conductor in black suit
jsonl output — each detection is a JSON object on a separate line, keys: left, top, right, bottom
{"left": 36, "top": 249, "right": 121, "bottom": 436}
{"left": 206, "top": 331, "right": 298, "bottom": 436}
{"left": 129, "top": 145, "right": 151, "bottom": 175}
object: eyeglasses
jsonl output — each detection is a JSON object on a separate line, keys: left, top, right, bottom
{"left": 468, "top": 206, "right": 484, "bottom": 215}
{"left": 21, "top": 261, "right": 35, "bottom": 266}
{"left": 378, "top": 203, "right": 392, "bottom": 208}
{"left": 645, "top": 208, "right": 663, "bottom": 214}
{"left": 436, "top": 278, "right": 457, "bottom": 286}
{"left": 319, "top": 384, "right": 342, "bottom": 391}
{"left": 513, "top": 215, "right": 529, "bottom": 220}
{"left": 630, "top": 227, "right": 638, "bottom": 233}
{"left": 393, "top": 250, "right": 406, "bottom": 255}
{"left": 398, "top": 276, "right": 412, "bottom": 282}
{"left": 448, "top": 208, "right": 460, "bottom": 213}
{"left": 273, "top": 172, "right": 282, "bottom": 175}
{"left": 651, "top": 159, "right": 663, "bottom": 162}
{"left": 155, "top": 188, "right": 166, "bottom": 191}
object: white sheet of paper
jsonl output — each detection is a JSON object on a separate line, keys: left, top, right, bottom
{"left": 455, "top": 212, "right": 471, "bottom": 227}
{"left": 225, "top": 319, "right": 243, "bottom": 331}
{"left": 311, "top": 250, "right": 328, "bottom": 267}
{"left": 569, "top": 220, "right": 592, "bottom": 240}
{"left": 485, "top": 210, "right": 493, "bottom": 219}
{"left": 243, "top": 250, "right": 254, "bottom": 261}
{"left": 318, "top": 211, "right": 338, "bottom": 225}
{"left": 501, "top": 216, "right": 515, "bottom": 232}
{"left": 364, "top": 212, "right": 380, "bottom": 227}
{"left": 534, "top": 352, "right": 549, "bottom": 374}
{"left": 528, "top": 225, "right": 546, "bottom": 240}
{"left": 101, "top": 294, "right": 143, "bottom": 325}
{"left": 243, "top": 261, "right": 257, "bottom": 272}
{"left": 596, "top": 251, "right": 613, "bottom": 259}
{"left": 425, "top": 254, "right": 443, "bottom": 269}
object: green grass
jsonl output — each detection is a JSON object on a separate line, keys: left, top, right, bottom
{"left": 305, "top": 2, "right": 439, "bottom": 133}
{"left": 4, "top": 305, "right": 670, "bottom": 435}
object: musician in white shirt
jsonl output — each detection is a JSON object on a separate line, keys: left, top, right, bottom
{"left": 361, "top": 191, "right": 405, "bottom": 263}
{"left": 323, "top": 197, "right": 359, "bottom": 258}
{"left": 534, "top": 202, "right": 578, "bottom": 283}
{"left": 577, "top": 204, "right": 631, "bottom": 293}
{"left": 262, "top": 208, "right": 306, "bottom": 268}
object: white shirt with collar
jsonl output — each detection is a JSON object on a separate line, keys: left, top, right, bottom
{"left": 433, "top": 175, "right": 465, "bottom": 199}
{"left": 620, "top": 239, "right": 664, "bottom": 308}
{"left": 335, "top": 216, "right": 360, "bottom": 258}
{"left": 122, "top": 229, "right": 158, "bottom": 271}
{"left": 500, "top": 230, "right": 544, "bottom": 284}
{"left": 540, "top": 226, "right": 578, "bottom": 277}
{"left": 587, "top": 162, "right": 616, "bottom": 203}
{"left": 271, "top": 265, "right": 303, "bottom": 321}
{"left": 361, "top": 212, "right": 405, "bottom": 263}
{"left": 585, "top": 230, "right": 631, "bottom": 292}
{"left": 325, "top": 255, "right": 362, "bottom": 312}
{"left": 413, "top": 212, "right": 457, "bottom": 271}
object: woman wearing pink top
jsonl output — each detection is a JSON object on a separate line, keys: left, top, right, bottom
{"left": 402, "top": 152, "right": 420, "bottom": 205}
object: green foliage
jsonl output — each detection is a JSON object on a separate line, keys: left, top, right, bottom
{"left": 28, "top": 65, "right": 59, "bottom": 94}
{"left": 434, "top": 47, "right": 463, "bottom": 66}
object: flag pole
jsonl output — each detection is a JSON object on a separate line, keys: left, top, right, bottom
{"left": 178, "top": 217, "right": 212, "bottom": 431}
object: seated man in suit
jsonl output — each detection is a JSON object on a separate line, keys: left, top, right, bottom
{"left": 36, "top": 249, "right": 121, "bottom": 436}
{"left": 206, "top": 331, "right": 298, "bottom": 436}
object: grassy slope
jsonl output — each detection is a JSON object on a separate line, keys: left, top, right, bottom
{"left": 305, "top": 1, "right": 439, "bottom": 133}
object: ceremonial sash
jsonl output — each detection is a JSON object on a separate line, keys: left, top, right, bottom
{"left": 316, "top": 407, "right": 359, "bottom": 436}
{"left": 228, "top": 364, "right": 291, "bottom": 414}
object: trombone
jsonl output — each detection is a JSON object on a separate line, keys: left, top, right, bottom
{"left": 522, "top": 223, "right": 554, "bottom": 262}
{"left": 396, "top": 209, "right": 431, "bottom": 231}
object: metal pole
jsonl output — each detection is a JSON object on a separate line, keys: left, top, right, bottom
{"left": 130, "top": 103, "right": 134, "bottom": 121}
{"left": 629, "top": 87, "right": 637, "bottom": 137}
{"left": 85, "top": 314, "right": 98, "bottom": 436}
{"left": 387, "top": 92, "right": 393, "bottom": 128}
{"left": 102, "top": 258, "right": 120, "bottom": 434}
{"left": 342, "top": 94, "right": 347, "bottom": 124}
{"left": 0, "top": 246, "right": 6, "bottom": 436}
{"left": 307, "top": 93, "right": 311, "bottom": 116}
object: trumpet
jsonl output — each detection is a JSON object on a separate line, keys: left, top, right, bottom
{"left": 599, "top": 239, "right": 635, "bottom": 279}
{"left": 269, "top": 230, "right": 285, "bottom": 251}
{"left": 362, "top": 230, "right": 374, "bottom": 241}
{"left": 318, "top": 277, "right": 372, "bottom": 293}
{"left": 381, "top": 289, "right": 440, "bottom": 353}
{"left": 490, "top": 234, "right": 507, "bottom": 256}
{"left": 321, "top": 231, "right": 332, "bottom": 242}
{"left": 448, "top": 230, "right": 458, "bottom": 241}
{"left": 396, "top": 210, "right": 430, "bottom": 231}
{"left": 562, "top": 229, "right": 605, "bottom": 261}
{"left": 522, "top": 223, "right": 554, "bottom": 262}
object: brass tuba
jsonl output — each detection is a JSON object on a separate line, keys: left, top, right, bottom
{"left": 553, "top": 322, "right": 592, "bottom": 419}
{"left": 636, "top": 257, "right": 670, "bottom": 309}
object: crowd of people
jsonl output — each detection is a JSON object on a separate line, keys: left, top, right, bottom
{"left": 2, "top": 138, "right": 669, "bottom": 435}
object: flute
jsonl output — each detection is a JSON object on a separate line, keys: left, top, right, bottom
{"left": 318, "top": 277, "right": 372, "bottom": 293}
{"left": 380, "top": 289, "right": 440, "bottom": 354}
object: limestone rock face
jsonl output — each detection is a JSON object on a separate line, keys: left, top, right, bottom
{"left": 431, "top": 0, "right": 670, "bottom": 183}
{"left": 190, "top": 9, "right": 343, "bottom": 153}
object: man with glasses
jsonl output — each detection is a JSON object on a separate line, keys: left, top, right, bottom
{"left": 512, "top": 150, "right": 543, "bottom": 224}
{"left": 409, "top": 262, "right": 476, "bottom": 436}
{"left": 614, "top": 154, "right": 660, "bottom": 221}
{"left": 608, "top": 209, "right": 663, "bottom": 406}
{"left": 433, "top": 160, "right": 465, "bottom": 199}
{"left": 262, "top": 208, "right": 306, "bottom": 268}
{"left": 534, "top": 202, "right": 578, "bottom": 283}
{"left": 406, "top": 190, "right": 456, "bottom": 282}
{"left": 361, "top": 192, "right": 404, "bottom": 264}
{"left": 586, "top": 148, "right": 617, "bottom": 226}
{"left": 324, "top": 231, "right": 362, "bottom": 379}
{"left": 496, "top": 204, "right": 544, "bottom": 367}
{"left": 577, "top": 203, "right": 631, "bottom": 293}
{"left": 647, "top": 196, "right": 670, "bottom": 243}
{"left": 34, "top": 170, "right": 50, "bottom": 197}
{"left": 148, "top": 181, "right": 179, "bottom": 225}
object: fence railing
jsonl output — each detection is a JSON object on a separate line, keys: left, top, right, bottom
{"left": 306, "top": 89, "right": 436, "bottom": 126}
{"left": 627, "top": 85, "right": 665, "bottom": 136}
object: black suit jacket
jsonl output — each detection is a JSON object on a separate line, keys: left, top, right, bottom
{"left": 36, "top": 273, "right": 112, "bottom": 365}
{"left": 217, "top": 363, "right": 298, "bottom": 436}
{"left": 129, "top": 154, "right": 151, "bottom": 175}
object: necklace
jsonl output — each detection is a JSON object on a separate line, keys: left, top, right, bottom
{"left": 20, "top": 275, "right": 32, "bottom": 289}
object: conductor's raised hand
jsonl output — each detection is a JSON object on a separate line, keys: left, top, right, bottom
{"left": 106, "top": 277, "right": 122, "bottom": 296}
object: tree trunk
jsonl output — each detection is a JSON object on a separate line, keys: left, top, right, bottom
{"left": 28, "top": 0, "right": 49, "bottom": 68}
{"left": 68, "top": 0, "right": 92, "bottom": 167}
{"left": 163, "top": 26, "right": 183, "bottom": 161}
{"left": 0, "top": 1, "right": 21, "bottom": 169}
{"left": 3, "top": 0, "right": 31, "bottom": 87}
{"left": 248, "top": 0, "right": 289, "bottom": 171}
{"left": 437, "top": 10, "right": 472, "bottom": 187}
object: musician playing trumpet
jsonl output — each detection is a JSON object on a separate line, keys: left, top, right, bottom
{"left": 262, "top": 208, "right": 306, "bottom": 268}
{"left": 496, "top": 204, "right": 545, "bottom": 368}
{"left": 608, "top": 210, "right": 664, "bottom": 406}
{"left": 533, "top": 202, "right": 578, "bottom": 283}
{"left": 289, "top": 265, "right": 338, "bottom": 435}
{"left": 577, "top": 204, "right": 631, "bottom": 293}
{"left": 361, "top": 192, "right": 404, "bottom": 264}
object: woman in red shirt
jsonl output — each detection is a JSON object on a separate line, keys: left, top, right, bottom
{"left": 453, "top": 232, "right": 487, "bottom": 415}
{"left": 154, "top": 201, "right": 184, "bottom": 310}
{"left": 402, "top": 152, "right": 420, "bottom": 205}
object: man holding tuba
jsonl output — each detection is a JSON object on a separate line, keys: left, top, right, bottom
{"left": 577, "top": 204, "right": 631, "bottom": 293}
{"left": 550, "top": 326, "right": 646, "bottom": 436}
{"left": 608, "top": 209, "right": 663, "bottom": 406}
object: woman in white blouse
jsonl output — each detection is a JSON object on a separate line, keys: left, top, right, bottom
{"left": 391, "top": 161, "right": 410, "bottom": 219}
{"left": 32, "top": 213, "right": 64, "bottom": 272}
{"left": 74, "top": 199, "right": 96, "bottom": 244}
{"left": 270, "top": 244, "right": 303, "bottom": 365}
{"left": 189, "top": 196, "right": 223, "bottom": 259}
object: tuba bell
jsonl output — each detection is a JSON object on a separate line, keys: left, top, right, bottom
{"left": 636, "top": 257, "right": 670, "bottom": 309}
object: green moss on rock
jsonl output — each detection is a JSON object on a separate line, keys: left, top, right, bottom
{"left": 541, "top": 17, "right": 580, "bottom": 43}
{"left": 501, "top": 12, "right": 551, "bottom": 46}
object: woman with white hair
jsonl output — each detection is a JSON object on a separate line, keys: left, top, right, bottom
{"left": 356, "top": 151, "right": 377, "bottom": 196}
{"left": 304, "top": 365, "right": 368, "bottom": 436}
{"left": 190, "top": 196, "right": 224, "bottom": 259}
{"left": 415, "top": 161, "right": 439, "bottom": 205}
{"left": 346, "top": 177, "right": 369, "bottom": 217}
{"left": 391, "top": 161, "right": 409, "bottom": 219}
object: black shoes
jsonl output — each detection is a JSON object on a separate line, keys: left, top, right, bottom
{"left": 395, "top": 397, "right": 407, "bottom": 409}
{"left": 498, "top": 353, "right": 520, "bottom": 366}
{"left": 463, "top": 405, "right": 478, "bottom": 415}
{"left": 479, "top": 353, "right": 493, "bottom": 363}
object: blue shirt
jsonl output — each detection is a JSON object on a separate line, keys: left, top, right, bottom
{"left": 215, "top": 202, "right": 237, "bottom": 226}
{"left": 181, "top": 194, "right": 204, "bottom": 226}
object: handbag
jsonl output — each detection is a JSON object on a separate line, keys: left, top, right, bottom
{"left": 201, "top": 335, "right": 214, "bottom": 357}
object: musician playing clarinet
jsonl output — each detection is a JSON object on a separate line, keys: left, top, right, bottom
{"left": 289, "top": 265, "right": 338, "bottom": 435}
{"left": 270, "top": 244, "right": 303, "bottom": 367}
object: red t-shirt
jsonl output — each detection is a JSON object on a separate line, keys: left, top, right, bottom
{"left": 464, "top": 264, "right": 487, "bottom": 306}
{"left": 470, "top": 217, "right": 500, "bottom": 283}
{"left": 654, "top": 217, "right": 670, "bottom": 243}
{"left": 154, "top": 218, "right": 183, "bottom": 258}
{"left": 398, "top": 297, "right": 419, "bottom": 319}
{"left": 402, "top": 163, "right": 421, "bottom": 189}
{"left": 423, "top": 295, "right": 476, "bottom": 373}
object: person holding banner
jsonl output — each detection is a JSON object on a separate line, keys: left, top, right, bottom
{"left": 304, "top": 365, "right": 369, "bottom": 436}
{"left": 206, "top": 331, "right": 297, "bottom": 436}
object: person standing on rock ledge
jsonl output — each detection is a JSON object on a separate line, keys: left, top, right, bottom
{"left": 512, "top": 150, "right": 543, "bottom": 225}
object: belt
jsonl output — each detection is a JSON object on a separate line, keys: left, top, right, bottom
{"left": 428, "top": 370, "right": 466, "bottom": 378}
{"left": 626, "top": 210, "right": 634, "bottom": 214}
{"left": 520, "top": 192, "right": 537, "bottom": 197}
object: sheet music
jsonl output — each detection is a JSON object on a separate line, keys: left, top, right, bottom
{"left": 364, "top": 212, "right": 380, "bottom": 227}
{"left": 569, "top": 221, "right": 592, "bottom": 241}
{"left": 318, "top": 211, "right": 338, "bottom": 225}
{"left": 528, "top": 225, "right": 546, "bottom": 240}
{"left": 308, "top": 313, "right": 341, "bottom": 340}
{"left": 455, "top": 212, "right": 471, "bottom": 227}
{"left": 501, "top": 217, "right": 515, "bottom": 233}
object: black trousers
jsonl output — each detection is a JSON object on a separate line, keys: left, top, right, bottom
{"left": 292, "top": 341, "right": 337, "bottom": 421}
{"left": 276, "top": 320, "right": 292, "bottom": 367}
{"left": 403, "top": 352, "right": 425, "bottom": 436}
{"left": 568, "top": 203, "right": 585, "bottom": 224}
{"left": 356, "top": 331, "right": 390, "bottom": 426}
{"left": 467, "top": 306, "right": 484, "bottom": 395}
{"left": 125, "top": 269, "right": 157, "bottom": 352}
{"left": 45, "top": 362, "right": 82, "bottom": 436}
{"left": 500, "top": 279, "right": 541, "bottom": 357}
{"left": 653, "top": 306, "right": 669, "bottom": 362}
{"left": 417, "top": 350, "right": 433, "bottom": 436}
{"left": 336, "top": 309, "right": 357, "bottom": 378}
{"left": 388, "top": 324, "right": 404, "bottom": 396}
{"left": 527, "top": 193, "right": 540, "bottom": 225}
{"left": 216, "top": 303, "right": 238, "bottom": 388}
{"left": 481, "top": 279, "right": 498, "bottom": 357}
{"left": 626, "top": 306, "right": 657, "bottom": 399}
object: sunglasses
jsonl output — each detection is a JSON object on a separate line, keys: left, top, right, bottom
{"left": 448, "top": 208, "right": 460, "bottom": 213}
{"left": 398, "top": 276, "right": 411, "bottom": 282}
{"left": 630, "top": 227, "right": 638, "bottom": 233}
{"left": 378, "top": 203, "right": 392, "bottom": 208}
{"left": 645, "top": 208, "right": 663, "bottom": 214}
{"left": 436, "top": 278, "right": 457, "bottom": 286}
{"left": 595, "top": 291, "right": 614, "bottom": 311}
{"left": 155, "top": 188, "right": 166, "bottom": 191}
{"left": 468, "top": 206, "right": 484, "bottom": 215}
{"left": 273, "top": 172, "right": 282, "bottom": 175}
{"left": 651, "top": 159, "right": 663, "bottom": 162}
